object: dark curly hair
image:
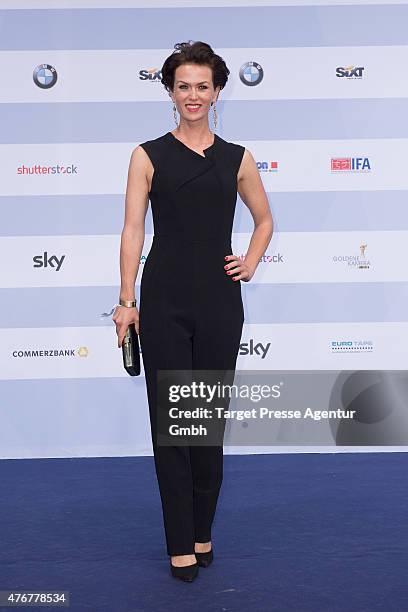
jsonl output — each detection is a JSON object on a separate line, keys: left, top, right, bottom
{"left": 161, "top": 40, "right": 230, "bottom": 93}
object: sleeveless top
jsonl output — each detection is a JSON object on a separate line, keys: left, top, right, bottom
{"left": 138, "top": 131, "right": 245, "bottom": 243}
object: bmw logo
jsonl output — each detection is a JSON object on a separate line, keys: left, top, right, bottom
{"left": 239, "top": 61, "right": 264, "bottom": 87}
{"left": 33, "top": 64, "right": 58, "bottom": 89}
{"left": 239, "top": 62, "right": 263, "bottom": 87}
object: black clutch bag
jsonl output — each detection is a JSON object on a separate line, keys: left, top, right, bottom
{"left": 122, "top": 323, "right": 141, "bottom": 376}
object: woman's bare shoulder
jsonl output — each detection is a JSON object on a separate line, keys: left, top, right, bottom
{"left": 132, "top": 133, "right": 169, "bottom": 168}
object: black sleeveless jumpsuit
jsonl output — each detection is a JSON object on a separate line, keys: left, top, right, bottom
{"left": 138, "top": 131, "right": 245, "bottom": 556}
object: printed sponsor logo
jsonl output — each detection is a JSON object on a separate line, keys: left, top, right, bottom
{"left": 331, "top": 340, "right": 374, "bottom": 353}
{"left": 33, "top": 252, "right": 66, "bottom": 271}
{"left": 12, "top": 346, "right": 89, "bottom": 358}
{"left": 239, "top": 339, "right": 271, "bottom": 359}
{"left": 33, "top": 64, "right": 58, "bottom": 89}
{"left": 331, "top": 157, "right": 371, "bottom": 172}
{"left": 336, "top": 65, "right": 365, "bottom": 79}
{"left": 138, "top": 67, "right": 162, "bottom": 83}
{"left": 257, "top": 161, "right": 278, "bottom": 173}
{"left": 332, "top": 243, "right": 370, "bottom": 270}
{"left": 239, "top": 61, "right": 264, "bottom": 86}
{"left": 17, "top": 164, "right": 78, "bottom": 175}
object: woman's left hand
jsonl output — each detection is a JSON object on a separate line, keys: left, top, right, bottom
{"left": 224, "top": 255, "right": 254, "bottom": 282}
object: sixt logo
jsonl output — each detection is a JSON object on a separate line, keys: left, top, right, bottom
{"left": 257, "top": 161, "right": 278, "bottom": 173}
{"left": 139, "top": 67, "right": 162, "bottom": 82}
{"left": 33, "top": 252, "right": 65, "bottom": 271}
{"left": 239, "top": 339, "right": 271, "bottom": 359}
{"left": 331, "top": 157, "right": 371, "bottom": 172}
{"left": 336, "top": 65, "right": 365, "bottom": 79}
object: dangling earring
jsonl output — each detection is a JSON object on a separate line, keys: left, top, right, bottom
{"left": 173, "top": 103, "right": 178, "bottom": 127}
{"left": 212, "top": 101, "right": 218, "bottom": 131}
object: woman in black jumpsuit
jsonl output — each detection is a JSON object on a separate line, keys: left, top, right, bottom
{"left": 115, "top": 41, "right": 272, "bottom": 582}
{"left": 138, "top": 128, "right": 245, "bottom": 561}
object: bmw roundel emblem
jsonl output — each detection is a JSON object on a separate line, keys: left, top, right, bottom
{"left": 239, "top": 61, "right": 264, "bottom": 87}
{"left": 33, "top": 64, "right": 58, "bottom": 89}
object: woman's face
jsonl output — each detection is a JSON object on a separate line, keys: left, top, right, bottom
{"left": 170, "top": 63, "right": 220, "bottom": 125}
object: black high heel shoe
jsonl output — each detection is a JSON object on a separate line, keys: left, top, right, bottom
{"left": 195, "top": 548, "right": 213, "bottom": 568}
{"left": 170, "top": 560, "right": 199, "bottom": 582}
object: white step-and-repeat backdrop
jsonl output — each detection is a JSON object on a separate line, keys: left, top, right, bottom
{"left": 1, "top": 0, "right": 408, "bottom": 458}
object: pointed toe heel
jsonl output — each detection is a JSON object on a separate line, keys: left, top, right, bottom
{"left": 195, "top": 548, "right": 213, "bottom": 568}
{"left": 170, "top": 561, "right": 199, "bottom": 582}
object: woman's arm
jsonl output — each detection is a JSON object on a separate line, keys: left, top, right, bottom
{"left": 227, "top": 149, "right": 273, "bottom": 282}
{"left": 113, "top": 146, "right": 152, "bottom": 346}
{"left": 119, "top": 145, "right": 152, "bottom": 301}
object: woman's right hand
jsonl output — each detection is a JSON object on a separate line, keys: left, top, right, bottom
{"left": 112, "top": 305, "right": 139, "bottom": 348}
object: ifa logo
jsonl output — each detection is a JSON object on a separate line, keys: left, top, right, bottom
{"left": 331, "top": 157, "right": 371, "bottom": 172}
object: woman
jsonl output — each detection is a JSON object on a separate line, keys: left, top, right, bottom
{"left": 113, "top": 41, "right": 273, "bottom": 582}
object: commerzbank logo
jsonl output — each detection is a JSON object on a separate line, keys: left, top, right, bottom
{"left": 33, "top": 64, "right": 58, "bottom": 89}
{"left": 12, "top": 346, "right": 89, "bottom": 358}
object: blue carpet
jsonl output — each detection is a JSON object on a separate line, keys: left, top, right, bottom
{"left": 0, "top": 453, "right": 407, "bottom": 612}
